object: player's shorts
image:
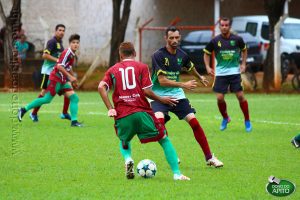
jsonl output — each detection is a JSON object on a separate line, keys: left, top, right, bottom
{"left": 46, "top": 80, "right": 73, "bottom": 96}
{"left": 213, "top": 74, "right": 243, "bottom": 94}
{"left": 151, "top": 98, "right": 196, "bottom": 122}
{"left": 40, "top": 74, "right": 49, "bottom": 89}
{"left": 114, "top": 112, "right": 166, "bottom": 146}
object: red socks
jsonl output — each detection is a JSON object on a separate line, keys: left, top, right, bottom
{"left": 62, "top": 96, "right": 70, "bottom": 114}
{"left": 31, "top": 94, "right": 43, "bottom": 115}
{"left": 189, "top": 118, "right": 212, "bottom": 160}
{"left": 239, "top": 100, "right": 250, "bottom": 121}
{"left": 217, "top": 101, "right": 229, "bottom": 119}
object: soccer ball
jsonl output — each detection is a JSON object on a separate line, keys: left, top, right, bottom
{"left": 137, "top": 159, "right": 157, "bottom": 178}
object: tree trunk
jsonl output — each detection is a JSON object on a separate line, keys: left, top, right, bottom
{"left": 0, "top": 0, "right": 22, "bottom": 89}
{"left": 263, "top": 0, "right": 285, "bottom": 91}
{"left": 109, "top": 0, "right": 131, "bottom": 67}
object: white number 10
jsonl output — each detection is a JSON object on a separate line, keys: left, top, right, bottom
{"left": 119, "top": 67, "right": 136, "bottom": 90}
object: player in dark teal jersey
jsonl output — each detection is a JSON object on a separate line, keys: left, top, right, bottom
{"left": 151, "top": 26, "right": 223, "bottom": 168}
{"left": 204, "top": 17, "right": 252, "bottom": 132}
{"left": 30, "top": 24, "right": 71, "bottom": 122}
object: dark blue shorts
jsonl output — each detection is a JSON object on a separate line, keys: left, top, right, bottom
{"left": 150, "top": 98, "right": 196, "bottom": 122}
{"left": 213, "top": 74, "right": 243, "bottom": 94}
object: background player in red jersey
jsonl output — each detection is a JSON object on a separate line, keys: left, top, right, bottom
{"left": 18, "top": 34, "right": 82, "bottom": 127}
{"left": 98, "top": 42, "right": 190, "bottom": 180}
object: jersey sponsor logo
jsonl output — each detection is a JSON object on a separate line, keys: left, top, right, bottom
{"left": 164, "top": 57, "right": 169, "bottom": 66}
{"left": 230, "top": 40, "right": 236, "bottom": 46}
{"left": 177, "top": 58, "right": 182, "bottom": 65}
{"left": 57, "top": 43, "right": 61, "bottom": 49}
{"left": 218, "top": 41, "right": 222, "bottom": 47}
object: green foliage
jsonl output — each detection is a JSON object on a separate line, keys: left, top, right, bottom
{"left": 0, "top": 92, "right": 299, "bottom": 199}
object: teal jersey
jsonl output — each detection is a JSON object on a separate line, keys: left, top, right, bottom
{"left": 151, "top": 47, "right": 194, "bottom": 99}
{"left": 204, "top": 33, "right": 246, "bottom": 76}
{"left": 41, "top": 36, "right": 64, "bottom": 75}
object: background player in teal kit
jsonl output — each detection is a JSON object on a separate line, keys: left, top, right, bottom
{"left": 98, "top": 42, "right": 190, "bottom": 180}
{"left": 151, "top": 26, "right": 223, "bottom": 167}
{"left": 30, "top": 24, "right": 71, "bottom": 122}
{"left": 204, "top": 17, "right": 252, "bottom": 132}
{"left": 18, "top": 34, "right": 82, "bottom": 127}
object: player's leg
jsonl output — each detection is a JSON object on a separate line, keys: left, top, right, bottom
{"left": 115, "top": 115, "right": 137, "bottom": 179}
{"left": 150, "top": 101, "right": 171, "bottom": 125}
{"left": 291, "top": 134, "right": 300, "bottom": 148}
{"left": 30, "top": 74, "right": 49, "bottom": 122}
{"left": 213, "top": 76, "right": 231, "bottom": 131}
{"left": 60, "top": 81, "right": 71, "bottom": 120}
{"left": 230, "top": 74, "right": 252, "bottom": 132}
{"left": 64, "top": 85, "right": 81, "bottom": 127}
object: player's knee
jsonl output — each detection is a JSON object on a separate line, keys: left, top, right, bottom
{"left": 69, "top": 93, "right": 79, "bottom": 103}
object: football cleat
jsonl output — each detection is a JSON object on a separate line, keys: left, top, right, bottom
{"left": 291, "top": 138, "right": 300, "bottom": 148}
{"left": 245, "top": 120, "right": 252, "bottom": 132}
{"left": 61, "top": 113, "right": 71, "bottom": 120}
{"left": 173, "top": 174, "right": 190, "bottom": 181}
{"left": 71, "top": 120, "right": 83, "bottom": 127}
{"left": 220, "top": 117, "right": 231, "bottom": 131}
{"left": 125, "top": 160, "right": 135, "bottom": 179}
{"left": 207, "top": 154, "right": 224, "bottom": 168}
{"left": 29, "top": 112, "right": 39, "bottom": 122}
{"left": 17, "top": 108, "right": 26, "bottom": 122}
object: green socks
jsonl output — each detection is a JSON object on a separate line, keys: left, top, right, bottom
{"left": 69, "top": 94, "right": 79, "bottom": 121}
{"left": 25, "top": 92, "right": 53, "bottom": 111}
{"left": 159, "top": 137, "right": 181, "bottom": 175}
{"left": 119, "top": 141, "right": 132, "bottom": 163}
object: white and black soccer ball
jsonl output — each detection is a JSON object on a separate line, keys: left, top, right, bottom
{"left": 137, "top": 159, "right": 157, "bottom": 178}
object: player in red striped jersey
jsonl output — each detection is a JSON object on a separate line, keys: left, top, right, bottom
{"left": 18, "top": 34, "right": 82, "bottom": 127}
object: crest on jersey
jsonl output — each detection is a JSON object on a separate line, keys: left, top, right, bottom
{"left": 218, "top": 41, "right": 221, "bottom": 47}
{"left": 57, "top": 43, "right": 61, "bottom": 49}
{"left": 230, "top": 40, "right": 236, "bottom": 46}
{"left": 164, "top": 58, "right": 169, "bottom": 66}
{"left": 177, "top": 58, "right": 182, "bottom": 65}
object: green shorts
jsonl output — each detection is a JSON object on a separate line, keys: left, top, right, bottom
{"left": 115, "top": 112, "right": 166, "bottom": 145}
{"left": 46, "top": 80, "right": 73, "bottom": 96}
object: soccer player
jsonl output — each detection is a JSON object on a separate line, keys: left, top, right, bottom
{"left": 291, "top": 134, "right": 300, "bottom": 148}
{"left": 30, "top": 24, "right": 71, "bottom": 122}
{"left": 18, "top": 34, "right": 82, "bottom": 127}
{"left": 203, "top": 17, "right": 252, "bottom": 132}
{"left": 151, "top": 26, "right": 223, "bottom": 168}
{"left": 98, "top": 42, "right": 190, "bottom": 180}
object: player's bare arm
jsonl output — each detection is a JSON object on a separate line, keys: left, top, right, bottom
{"left": 190, "top": 67, "right": 209, "bottom": 86}
{"left": 240, "top": 48, "right": 248, "bottom": 73}
{"left": 42, "top": 53, "right": 59, "bottom": 63}
{"left": 143, "top": 88, "right": 178, "bottom": 106}
{"left": 98, "top": 81, "right": 116, "bottom": 117}
{"left": 158, "top": 75, "right": 197, "bottom": 90}
{"left": 204, "top": 53, "right": 215, "bottom": 76}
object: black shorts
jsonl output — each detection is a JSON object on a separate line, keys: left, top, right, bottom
{"left": 40, "top": 74, "right": 49, "bottom": 89}
{"left": 151, "top": 98, "right": 196, "bottom": 123}
{"left": 213, "top": 74, "right": 243, "bottom": 94}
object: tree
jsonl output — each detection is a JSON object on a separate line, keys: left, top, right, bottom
{"left": 0, "top": 0, "right": 22, "bottom": 89}
{"left": 109, "top": 0, "right": 131, "bottom": 67}
{"left": 263, "top": 0, "right": 285, "bottom": 91}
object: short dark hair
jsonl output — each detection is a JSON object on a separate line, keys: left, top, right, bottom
{"left": 55, "top": 24, "right": 65, "bottom": 31}
{"left": 69, "top": 34, "right": 80, "bottom": 43}
{"left": 165, "top": 26, "right": 180, "bottom": 36}
{"left": 219, "top": 17, "right": 232, "bottom": 26}
{"left": 119, "top": 42, "right": 135, "bottom": 57}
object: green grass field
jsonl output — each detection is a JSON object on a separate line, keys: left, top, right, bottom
{"left": 0, "top": 92, "right": 300, "bottom": 199}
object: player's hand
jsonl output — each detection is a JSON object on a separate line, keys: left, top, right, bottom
{"left": 71, "top": 80, "right": 79, "bottom": 89}
{"left": 206, "top": 67, "right": 215, "bottom": 76}
{"left": 69, "top": 76, "right": 77, "bottom": 83}
{"left": 199, "top": 75, "right": 209, "bottom": 86}
{"left": 108, "top": 109, "right": 117, "bottom": 117}
{"left": 160, "top": 97, "right": 178, "bottom": 106}
{"left": 240, "top": 64, "right": 246, "bottom": 73}
{"left": 183, "top": 80, "right": 197, "bottom": 90}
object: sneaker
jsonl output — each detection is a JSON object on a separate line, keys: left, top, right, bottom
{"left": 220, "top": 117, "right": 231, "bottom": 131}
{"left": 291, "top": 138, "right": 300, "bottom": 148}
{"left": 125, "top": 160, "right": 135, "bottom": 179}
{"left": 245, "top": 120, "right": 252, "bottom": 132}
{"left": 207, "top": 154, "right": 224, "bottom": 168}
{"left": 173, "top": 174, "right": 190, "bottom": 181}
{"left": 61, "top": 113, "right": 71, "bottom": 120}
{"left": 71, "top": 120, "right": 83, "bottom": 127}
{"left": 29, "top": 113, "right": 39, "bottom": 122}
{"left": 17, "top": 108, "right": 26, "bottom": 122}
